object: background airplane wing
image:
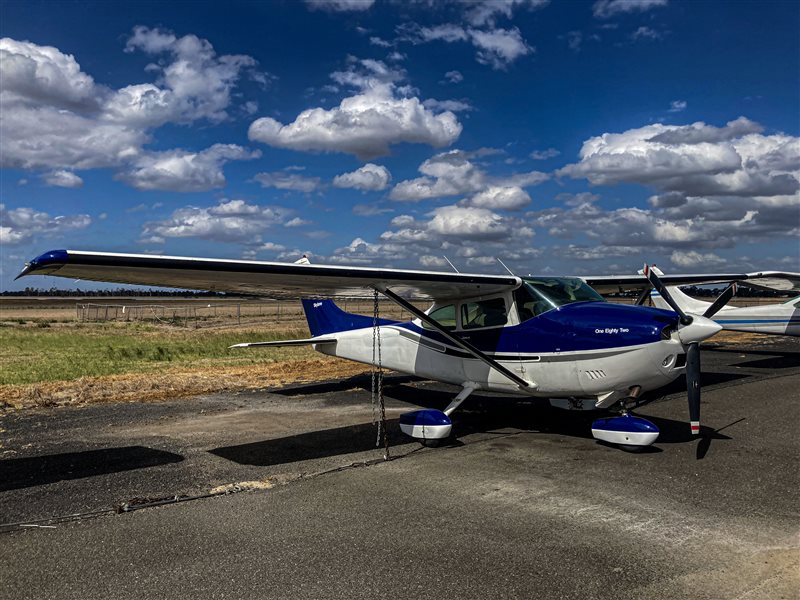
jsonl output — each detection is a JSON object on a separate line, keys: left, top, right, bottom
{"left": 16, "top": 249, "right": 520, "bottom": 300}
{"left": 584, "top": 271, "right": 800, "bottom": 294}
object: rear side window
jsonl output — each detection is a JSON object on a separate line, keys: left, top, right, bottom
{"left": 422, "top": 304, "right": 456, "bottom": 330}
{"left": 461, "top": 297, "right": 508, "bottom": 329}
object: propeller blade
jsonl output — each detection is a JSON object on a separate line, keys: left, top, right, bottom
{"left": 643, "top": 264, "right": 692, "bottom": 325}
{"left": 686, "top": 342, "right": 701, "bottom": 435}
{"left": 703, "top": 282, "right": 738, "bottom": 318}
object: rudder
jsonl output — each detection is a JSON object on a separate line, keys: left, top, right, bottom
{"left": 301, "top": 299, "right": 396, "bottom": 337}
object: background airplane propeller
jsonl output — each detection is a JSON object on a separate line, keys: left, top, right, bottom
{"left": 702, "top": 281, "right": 738, "bottom": 318}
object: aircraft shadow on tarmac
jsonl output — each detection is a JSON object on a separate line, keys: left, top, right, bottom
{"left": 703, "top": 347, "right": 800, "bottom": 370}
{"left": 0, "top": 446, "right": 184, "bottom": 492}
{"left": 270, "top": 374, "right": 416, "bottom": 397}
{"left": 209, "top": 380, "right": 735, "bottom": 466}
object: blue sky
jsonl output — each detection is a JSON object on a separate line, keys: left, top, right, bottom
{"left": 1, "top": 0, "right": 798, "bottom": 290}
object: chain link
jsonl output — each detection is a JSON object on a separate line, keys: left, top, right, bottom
{"left": 371, "top": 290, "right": 389, "bottom": 460}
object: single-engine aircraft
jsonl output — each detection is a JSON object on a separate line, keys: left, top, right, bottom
{"left": 15, "top": 249, "right": 798, "bottom": 449}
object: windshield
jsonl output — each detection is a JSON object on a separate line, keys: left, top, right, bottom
{"left": 515, "top": 277, "right": 605, "bottom": 321}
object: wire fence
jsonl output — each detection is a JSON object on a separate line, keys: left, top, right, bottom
{"left": 71, "top": 295, "right": 789, "bottom": 328}
{"left": 76, "top": 299, "right": 426, "bottom": 328}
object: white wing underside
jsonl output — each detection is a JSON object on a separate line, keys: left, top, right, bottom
{"left": 17, "top": 249, "right": 799, "bottom": 300}
{"left": 17, "top": 250, "right": 520, "bottom": 301}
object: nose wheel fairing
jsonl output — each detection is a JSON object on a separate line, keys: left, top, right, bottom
{"left": 590, "top": 414, "right": 660, "bottom": 447}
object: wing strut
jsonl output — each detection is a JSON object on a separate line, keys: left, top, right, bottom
{"left": 378, "top": 287, "right": 536, "bottom": 390}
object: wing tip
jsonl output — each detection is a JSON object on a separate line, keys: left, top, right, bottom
{"left": 15, "top": 249, "right": 69, "bottom": 279}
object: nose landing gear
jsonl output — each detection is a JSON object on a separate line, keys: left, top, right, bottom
{"left": 591, "top": 386, "right": 660, "bottom": 449}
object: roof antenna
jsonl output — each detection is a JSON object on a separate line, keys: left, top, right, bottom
{"left": 496, "top": 257, "right": 515, "bottom": 276}
{"left": 442, "top": 255, "right": 460, "bottom": 273}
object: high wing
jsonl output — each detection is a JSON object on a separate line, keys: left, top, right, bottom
{"left": 15, "top": 249, "right": 520, "bottom": 301}
{"left": 583, "top": 271, "right": 800, "bottom": 295}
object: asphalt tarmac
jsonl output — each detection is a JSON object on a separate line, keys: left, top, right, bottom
{"left": 1, "top": 335, "right": 798, "bottom": 599}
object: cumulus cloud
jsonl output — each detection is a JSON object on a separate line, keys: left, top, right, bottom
{"left": 333, "top": 163, "right": 391, "bottom": 191}
{"left": 464, "top": 0, "right": 550, "bottom": 26}
{"left": 119, "top": 144, "right": 260, "bottom": 192}
{"left": 565, "top": 31, "right": 583, "bottom": 52}
{"left": 422, "top": 98, "right": 474, "bottom": 112}
{"left": 390, "top": 150, "right": 487, "bottom": 201}
{"left": 352, "top": 203, "right": 394, "bottom": 216}
{"left": 398, "top": 23, "right": 533, "bottom": 70}
{"left": 668, "top": 100, "right": 687, "bottom": 113}
{"left": 442, "top": 70, "right": 463, "bottom": 84}
{"left": 122, "top": 26, "right": 261, "bottom": 124}
{"left": 305, "top": 0, "right": 374, "bottom": 11}
{"left": 558, "top": 117, "right": 799, "bottom": 199}
{"left": 670, "top": 250, "right": 727, "bottom": 268}
{"left": 592, "top": 0, "right": 667, "bottom": 19}
{"left": 248, "top": 59, "right": 461, "bottom": 160}
{"left": 42, "top": 170, "right": 83, "bottom": 188}
{"left": 141, "top": 199, "right": 292, "bottom": 244}
{"left": 529, "top": 188, "right": 797, "bottom": 255}
{"left": 530, "top": 148, "right": 560, "bottom": 160}
{"left": 328, "top": 202, "right": 539, "bottom": 268}
{"left": 1, "top": 96, "right": 148, "bottom": 170}
{"left": 254, "top": 170, "right": 322, "bottom": 193}
{"left": 470, "top": 27, "right": 532, "bottom": 69}
{"left": 419, "top": 255, "right": 449, "bottom": 268}
{"left": 462, "top": 186, "right": 531, "bottom": 210}
{"left": 390, "top": 149, "right": 547, "bottom": 202}
{"left": 426, "top": 205, "right": 510, "bottom": 239}
{"left": 0, "top": 31, "right": 261, "bottom": 186}
{"left": 647, "top": 116, "right": 762, "bottom": 145}
{"left": 631, "top": 26, "right": 663, "bottom": 41}
{"left": 0, "top": 203, "right": 91, "bottom": 245}
{"left": 0, "top": 38, "right": 98, "bottom": 109}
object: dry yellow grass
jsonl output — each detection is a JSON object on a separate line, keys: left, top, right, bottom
{"left": 0, "top": 357, "right": 371, "bottom": 411}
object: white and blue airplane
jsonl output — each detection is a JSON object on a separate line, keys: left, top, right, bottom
{"left": 15, "top": 250, "right": 797, "bottom": 449}
{"left": 649, "top": 284, "right": 800, "bottom": 337}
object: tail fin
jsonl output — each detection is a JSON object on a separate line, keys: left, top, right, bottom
{"left": 301, "top": 299, "right": 396, "bottom": 337}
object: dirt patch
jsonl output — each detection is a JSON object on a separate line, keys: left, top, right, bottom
{"left": 0, "top": 358, "right": 371, "bottom": 411}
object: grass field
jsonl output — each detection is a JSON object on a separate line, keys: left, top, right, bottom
{"left": 0, "top": 322, "right": 313, "bottom": 385}
{"left": 0, "top": 312, "right": 372, "bottom": 410}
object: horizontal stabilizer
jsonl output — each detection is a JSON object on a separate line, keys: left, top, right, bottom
{"left": 229, "top": 337, "right": 337, "bottom": 349}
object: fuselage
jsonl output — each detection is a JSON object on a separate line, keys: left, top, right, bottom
{"left": 308, "top": 300, "right": 689, "bottom": 401}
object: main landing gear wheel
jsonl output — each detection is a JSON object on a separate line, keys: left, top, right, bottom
{"left": 399, "top": 384, "right": 476, "bottom": 446}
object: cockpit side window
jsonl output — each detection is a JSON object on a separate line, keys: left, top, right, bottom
{"left": 422, "top": 304, "right": 457, "bottom": 330}
{"left": 461, "top": 297, "right": 508, "bottom": 329}
{"left": 514, "top": 283, "right": 552, "bottom": 322}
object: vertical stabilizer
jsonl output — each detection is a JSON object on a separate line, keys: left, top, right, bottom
{"left": 301, "top": 299, "right": 397, "bottom": 337}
